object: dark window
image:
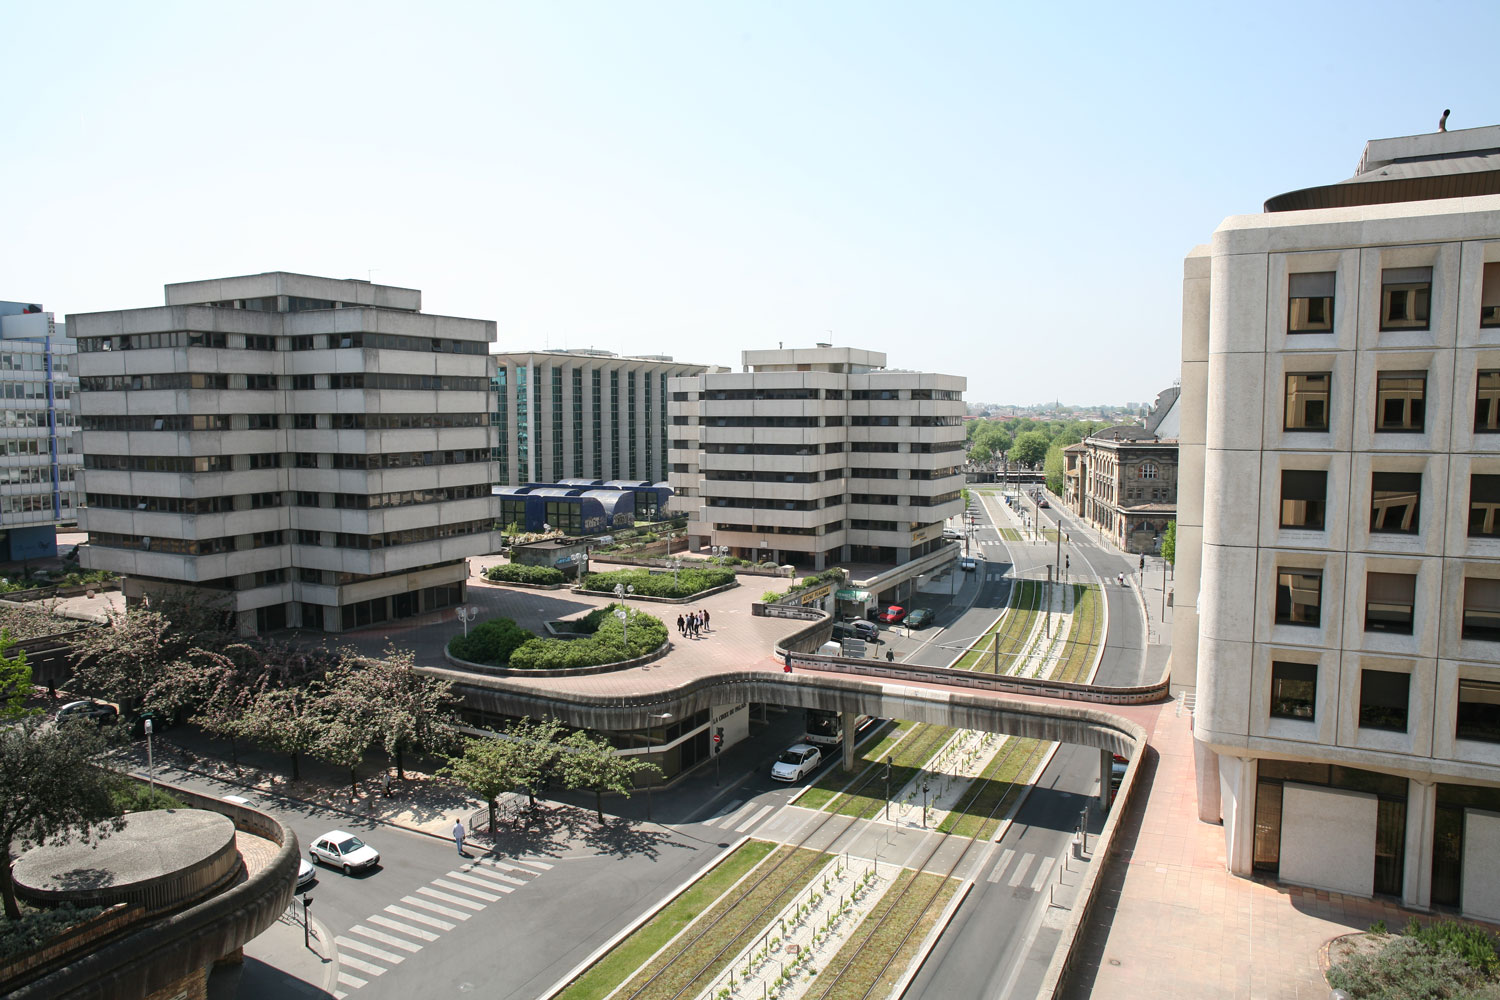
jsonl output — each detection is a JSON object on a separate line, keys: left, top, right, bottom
{"left": 1470, "top": 475, "right": 1500, "bottom": 538}
{"left": 1375, "top": 372, "right": 1426, "bottom": 432}
{"left": 1476, "top": 371, "right": 1500, "bottom": 433}
{"left": 1463, "top": 578, "right": 1500, "bottom": 641}
{"left": 1275, "top": 569, "right": 1322, "bottom": 627}
{"left": 1270, "top": 661, "right": 1317, "bottom": 720}
{"left": 1280, "top": 469, "right": 1327, "bottom": 529}
{"left": 1359, "top": 669, "right": 1411, "bottom": 732}
{"left": 1370, "top": 471, "right": 1421, "bottom": 534}
{"left": 1483, "top": 263, "right": 1500, "bottom": 328}
{"left": 1380, "top": 266, "right": 1432, "bottom": 331}
{"left": 1457, "top": 679, "right": 1500, "bottom": 744}
{"left": 1288, "top": 272, "right": 1335, "bottom": 333}
{"left": 1285, "top": 373, "right": 1330, "bottom": 431}
{"left": 1364, "top": 572, "right": 1416, "bottom": 635}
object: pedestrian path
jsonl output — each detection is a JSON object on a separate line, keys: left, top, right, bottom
{"left": 331, "top": 854, "right": 555, "bottom": 998}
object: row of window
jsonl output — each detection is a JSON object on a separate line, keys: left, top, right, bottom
{"left": 79, "top": 372, "right": 490, "bottom": 393}
{"left": 79, "top": 330, "right": 485, "bottom": 355}
{"left": 1286, "top": 265, "right": 1448, "bottom": 334}
{"left": 1275, "top": 568, "right": 1500, "bottom": 640}
{"left": 1269, "top": 661, "right": 1500, "bottom": 744}
{"left": 1, "top": 495, "right": 57, "bottom": 514}
{"left": 80, "top": 411, "right": 487, "bottom": 433}
{"left": 83, "top": 448, "right": 490, "bottom": 474}
{"left": 0, "top": 352, "right": 67, "bottom": 372}
{"left": 1280, "top": 468, "right": 1500, "bottom": 538}
{"left": 91, "top": 517, "right": 498, "bottom": 555}
{"left": 1285, "top": 369, "right": 1500, "bottom": 435}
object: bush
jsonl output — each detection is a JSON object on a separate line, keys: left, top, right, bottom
{"left": 111, "top": 777, "right": 186, "bottom": 813}
{"left": 1327, "top": 934, "right": 1500, "bottom": 1000}
{"left": 581, "top": 568, "right": 734, "bottom": 599}
{"left": 1407, "top": 919, "right": 1500, "bottom": 976}
{"left": 448, "top": 617, "right": 536, "bottom": 666}
{"left": 485, "top": 563, "right": 566, "bottom": 586}
{"left": 0, "top": 903, "right": 107, "bottom": 963}
{"left": 507, "top": 609, "right": 668, "bottom": 669}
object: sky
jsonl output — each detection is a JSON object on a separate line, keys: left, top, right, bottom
{"left": 5, "top": 1, "right": 1499, "bottom": 406}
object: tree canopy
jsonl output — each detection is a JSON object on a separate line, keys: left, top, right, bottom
{"left": 559, "top": 729, "right": 661, "bottom": 823}
{"left": 1161, "top": 520, "right": 1177, "bottom": 565}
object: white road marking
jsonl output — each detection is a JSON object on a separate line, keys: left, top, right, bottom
{"left": 434, "top": 877, "right": 502, "bottom": 901}
{"left": 384, "top": 904, "right": 455, "bottom": 930}
{"left": 350, "top": 924, "right": 423, "bottom": 953}
{"left": 339, "top": 954, "right": 387, "bottom": 976}
{"left": 1008, "top": 852, "right": 1036, "bottom": 887}
{"left": 1030, "top": 856, "right": 1057, "bottom": 892}
{"left": 515, "top": 857, "right": 554, "bottom": 870}
{"left": 399, "top": 896, "right": 470, "bottom": 921}
{"left": 336, "top": 935, "right": 405, "bottom": 964}
{"left": 416, "top": 886, "right": 485, "bottom": 911}
{"left": 713, "top": 800, "right": 751, "bottom": 828}
{"left": 736, "top": 804, "right": 774, "bottom": 833}
{"left": 336, "top": 971, "right": 365, "bottom": 988}
{"left": 988, "top": 849, "right": 1016, "bottom": 883}
{"left": 461, "top": 866, "right": 524, "bottom": 887}
{"left": 369, "top": 914, "right": 441, "bottom": 940}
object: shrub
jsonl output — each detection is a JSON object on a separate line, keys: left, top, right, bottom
{"left": 507, "top": 609, "right": 668, "bottom": 669}
{"left": 580, "top": 568, "right": 734, "bottom": 599}
{"left": 0, "top": 903, "right": 107, "bottom": 963}
{"left": 448, "top": 617, "right": 537, "bottom": 666}
{"left": 1406, "top": 918, "right": 1500, "bottom": 976}
{"left": 110, "top": 777, "right": 185, "bottom": 813}
{"left": 1326, "top": 934, "right": 1500, "bottom": 1000}
{"left": 485, "top": 563, "right": 566, "bottom": 586}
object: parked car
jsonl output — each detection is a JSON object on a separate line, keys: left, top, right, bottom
{"left": 56, "top": 700, "right": 118, "bottom": 726}
{"left": 832, "top": 620, "right": 880, "bottom": 642}
{"left": 309, "top": 831, "right": 380, "bottom": 875}
{"left": 296, "top": 858, "right": 316, "bottom": 890}
{"left": 942, "top": 528, "right": 963, "bottom": 541}
{"left": 1038, "top": 499, "right": 1051, "bottom": 509}
{"left": 771, "top": 743, "right": 823, "bottom": 783}
{"left": 876, "top": 605, "right": 907, "bottom": 624}
{"left": 960, "top": 557, "right": 978, "bottom": 571}
{"left": 904, "top": 608, "right": 935, "bottom": 629}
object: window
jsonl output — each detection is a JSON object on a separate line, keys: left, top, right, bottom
{"left": 1476, "top": 371, "right": 1500, "bottom": 432}
{"left": 1139, "top": 463, "right": 1158, "bottom": 480}
{"left": 1375, "top": 372, "right": 1426, "bottom": 432}
{"left": 1380, "top": 266, "right": 1432, "bottom": 331}
{"left": 1463, "top": 578, "right": 1500, "bottom": 641}
{"left": 1270, "top": 661, "right": 1317, "bottom": 720}
{"left": 1280, "top": 469, "right": 1327, "bottom": 529}
{"left": 1365, "top": 572, "right": 1416, "bottom": 635}
{"left": 1288, "top": 272, "right": 1335, "bottom": 333}
{"left": 1275, "top": 569, "right": 1322, "bottom": 627}
{"left": 1359, "top": 669, "right": 1410, "bottom": 732}
{"left": 1482, "top": 263, "right": 1500, "bottom": 327}
{"left": 1457, "top": 679, "right": 1500, "bottom": 743}
{"left": 1370, "top": 471, "right": 1421, "bottom": 534}
{"left": 1284, "top": 373, "right": 1330, "bottom": 431}
{"left": 1470, "top": 475, "right": 1500, "bottom": 538}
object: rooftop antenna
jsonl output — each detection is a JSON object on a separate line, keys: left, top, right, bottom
{"left": 1439, "top": 109, "right": 1451, "bottom": 132}
{"left": 367, "top": 267, "right": 378, "bottom": 282}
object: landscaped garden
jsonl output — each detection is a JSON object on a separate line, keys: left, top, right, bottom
{"left": 447, "top": 604, "right": 669, "bottom": 669}
{"left": 1326, "top": 918, "right": 1500, "bottom": 1000}
{"left": 581, "top": 567, "right": 735, "bottom": 600}
{"left": 483, "top": 563, "right": 566, "bottom": 586}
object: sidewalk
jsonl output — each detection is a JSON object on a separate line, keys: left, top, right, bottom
{"left": 208, "top": 904, "right": 337, "bottom": 999}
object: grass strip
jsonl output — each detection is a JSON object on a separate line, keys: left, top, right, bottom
{"left": 1052, "top": 584, "right": 1100, "bottom": 683}
{"left": 805, "top": 870, "right": 959, "bottom": 1000}
{"left": 996, "top": 527, "right": 1022, "bottom": 541}
{"left": 614, "top": 844, "right": 828, "bottom": 1000}
{"left": 825, "top": 724, "right": 955, "bottom": 819}
{"left": 953, "top": 579, "right": 1041, "bottom": 673}
{"left": 555, "top": 839, "right": 775, "bottom": 1000}
{"left": 798, "top": 720, "right": 909, "bottom": 812}
{"left": 936, "top": 737, "right": 1045, "bottom": 839}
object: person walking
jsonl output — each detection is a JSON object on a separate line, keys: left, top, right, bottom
{"left": 702, "top": 609, "right": 711, "bottom": 631}
{"left": 453, "top": 818, "right": 467, "bottom": 856}
{"left": 677, "top": 614, "right": 685, "bottom": 635}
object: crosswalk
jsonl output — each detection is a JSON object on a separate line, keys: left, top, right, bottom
{"left": 985, "top": 847, "right": 1060, "bottom": 893}
{"left": 702, "top": 799, "right": 775, "bottom": 833}
{"left": 331, "top": 854, "right": 556, "bottom": 997}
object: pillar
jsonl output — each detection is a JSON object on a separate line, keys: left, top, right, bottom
{"left": 1194, "top": 738, "right": 1222, "bottom": 823}
{"left": 814, "top": 551, "right": 826, "bottom": 571}
{"left": 1218, "top": 755, "right": 1257, "bottom": 876}
{"left": 1403, "top": 779, "right": 1436, "bottom": 911}
{"left": 1098, "top": 748, "right": 1112, "bottom": 811}
{"left": 843, "top": 712, "right": 857, "bottom": 771}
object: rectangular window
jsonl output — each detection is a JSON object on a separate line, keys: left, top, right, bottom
{"left": 1288, "top": 271, "right": 1335, "bottom": 333}
{"left": 1476, "top": 371, "right": 1500, "bottom": 433}
{"left": 1280, "top": 469, "right": 1327, "bottom": 529}
{"left": 1370, "top": 471, "right": 1421, "bottom": 534}
{"left": 1463, "top": 578, "right": 1500, "bottom": 641}
{"left": 1359, "top": 669, "right": 1411, "bottom": 732}
{"left": 1380, "top": 266, "right": 1432, "bottom": 331}
{"left": 1456, "top": 679, "right": 1500, "bottom": 744}
{"left": 1470, "top": 474, "right": 1500, "bottom": 538}
{"left": 1270, "top": 661, "right": 1317, "bottom": 720}
{"left": 1375, "top": 372, "right": 1426, "bottom": 432}
{"left": 1482, "top": 262, "right": 1500, "bottom": 327}
{"left": 1275, "top": 568, "right": 1322, "bottom": 627}
{"left": 1365, "top": 572, "right": 1416, "bottom": 635}
{"left": 1284, "top": 373, "right": 1330, "bottom": 431}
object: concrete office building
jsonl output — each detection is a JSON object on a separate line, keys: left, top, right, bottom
{"left": 1180, "top": 125, "right": 1500, "bottom": 919}
{"left": 0, "top": 301, "right": 78, "bottom": 561}
{"left": 668, "top": 345, "right": 965, "bottom": 572}
{"left": 491, "top": 349, "right": 715, "bottom": 487}
{"left": 73, "top": 273, "right": 499, "bottom": 635}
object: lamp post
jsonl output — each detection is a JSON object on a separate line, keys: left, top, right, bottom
{"left": 457, "top": 605, "right": 479, "bottom": 637}
{"left": 613, "top": 583, "right": 635, "bottom": 647}
{"left": 302, "top": 894, "right": 314, "bottom": 951}
{"left": 883, "top": 757, "right": 892, "bottom": 820}
{"left": 144, "top": 716, "right": 155, "bottom": 794}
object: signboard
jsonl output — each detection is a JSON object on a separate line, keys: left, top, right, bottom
{"left": 910, "top": 522, "right": 942, "bottom": 544}
{"left": 835, "top": 589, "right": 872, "bottom": 602}
{"left": 799, "top": 584, "right": 832, "bottom": 606}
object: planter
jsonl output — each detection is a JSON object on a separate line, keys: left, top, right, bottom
{"left": 572, "top": 580, "right": 739, "bottom": 605}
{"left": 443, "top": 639, "right": 672, "bottom": 677}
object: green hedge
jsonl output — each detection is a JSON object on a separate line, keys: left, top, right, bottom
{"left": 448, "top": 617, "right": 537, "bottom": 666}
{"left": 508, "top": 609, "right": 668, "bottom": 670}
{"left": 581, "top": 568, "right": 734, "bottom": 599}
{"left": 485, "top": 563, "right": 566, "bottom": 585}
{"left": 0, "top": 903, "right": 106, "bottom": 963}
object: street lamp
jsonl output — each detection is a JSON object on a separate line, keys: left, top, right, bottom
{"left": 613, "top": 583, "right": 635, "bottom": 647}
{"left": 301, "top": 894, "right": 314, "bottom": 951}
{"left": 144, "top": 716, "right": 155, "bottom": 794}
{"left": 456, "top": 605, "right": 479, "bottom": 637}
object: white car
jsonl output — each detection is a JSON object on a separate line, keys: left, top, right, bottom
{"left": 297, "top": 858, "right": 316, "bottom": 890}
{"left": 960, "top": 557, "right": 978, "bottom": 571}
{"left": 309, "top": 830, "right": 380, "bottom": 875}
{"left": 771, "top": 743, "right": 822, "bottom": 783}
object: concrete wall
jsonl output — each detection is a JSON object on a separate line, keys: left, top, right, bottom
{"left": 1279, "top": 783, "right": 1378, "bottom": 896}
{"left": 1462, "top": 809, "right": 1500, "bottom": 921}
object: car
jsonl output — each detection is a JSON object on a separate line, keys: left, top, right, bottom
{"left": 56, "top": 700, "right": 118, "bottom": 726}
{"left": 904, "top": 608, "right": 934, "bottom": 629}
{"left": 942, "top": 528, "right": 963, "bottom": 541}
{"left": 1038, "top": 499, "right": 1050, "bottom": 508}
{"left": 876, "top": 605, "right": 907, "bottom": 624}
{"left": 309, "top": 830, "right": 380, "bottom": 875}
{"left": 296, "top": 858, "right": 316, "bottom": 890}
{"left": 960, "top": 557, "right": 978, "bottom": 571}
{"left": 771, "top": 743, "right": 823, "bottom": 783}
{"left": 836, "top": 619, "right": 880, "bottom": 641}
{"left": 222, "top": 794, "right": 259, "bottom": 808}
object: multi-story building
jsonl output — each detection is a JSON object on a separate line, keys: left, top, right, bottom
{"left": 73, "top": 272, "right": 499, "bottom": 634}
{"left": 0, "top": 301, "right": 78, "bottom": 561}
{"left": 1064, "top": 390, "right": 1179, "bottom": 554}
{"left": 490, "top": 349, "right": 715, "bottom": 487}
{"left": 668, "top": 345, "right": 966, "bottom": 572}
{"left": 1180, "top": 125, "right": 1500, "bottom": 920}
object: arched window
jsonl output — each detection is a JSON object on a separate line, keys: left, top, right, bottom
{"left": 1140, "top": 463, "right": 1158, "bottom": 480}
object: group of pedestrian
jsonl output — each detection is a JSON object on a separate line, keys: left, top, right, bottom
{"left": 676, "top": 609, "right": 711, "bottom": 638}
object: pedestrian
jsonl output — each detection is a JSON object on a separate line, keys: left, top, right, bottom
{"left": 453, "top": 818, "right": 467, "bottom": 856}
{"left": 702, "top": 609, "right": 710, "bottom": 630}
{"left": 677, "top": 614, "right": 685, "bottom": 635}
{"left": 886, "top": 649, "right": 894, "bottom": 663}
{"left": 383, "top": 771, "right": 394, "bottom": 797}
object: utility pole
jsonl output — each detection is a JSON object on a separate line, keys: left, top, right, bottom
{"left": 1046, "top": 565, "right": 1053, "bottom": 637}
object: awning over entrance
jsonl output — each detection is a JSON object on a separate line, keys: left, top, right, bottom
{"left": 835, "top": 589, "right": 872, "bottom": 602}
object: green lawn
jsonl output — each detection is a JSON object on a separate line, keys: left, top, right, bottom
{"left": 822, "top": 725, "right": 955, "bottom": 819}
{"left": 953, "top": 580, "right": 1042, "bottom": 673}
{"left": 804, "top": 870, "right": 959, "bottom": 1000}
{"left": 797, "top": 721, "right": 909, "bottom": 813}
{"left": 936, "top": 737, "right": 1047, "bottom": 839}
{"left": 996, "top": 527, "right": 1022, "bottom": 541}
{"left": 1052, "top": 584, "right": 1101, "bottom": 683}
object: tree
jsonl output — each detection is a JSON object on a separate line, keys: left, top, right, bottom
{"left": 1043, "top": 443, "right": 1066, "bottom": 496}
{"left": 1011, "top": 430, "right": 1050, "bottom": 467}
{"left": 244, "top": 686, "right": 323, "bottom": 782}
{"left": 967, "top": 442, "right": 992, "bottom": 464}
{"left": 558, "top": 728, "right": 662, "bottom": 824}
{"left": 442, "top": 733, "right": 534, "bottom": 834}
{"left": 1161, "top": 520, "right": 1177, "bottom": 565}
{"left": 0, "top": 718, "right": 122, "bottom": 919}
{"left": 336, "top": 648, "right": 460, "bottom": 779}
{"left": 0, "top": 633, "right": 33, "bottom": 720}
{"left": 66, "top": 598, "right": 235, "bottom": 718}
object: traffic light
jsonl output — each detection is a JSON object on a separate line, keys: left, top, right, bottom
{"left": 1139, "top": 554, "right": 1146, "bottom": 571}
{"left": 713, "top": 727, "right": 724, "bottom": 754}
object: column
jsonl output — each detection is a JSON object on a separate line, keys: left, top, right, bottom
{"left": 1194, "top": 738, "right": 1222, "bottom": 823}
{"left": 1098, "top": 748, "right": 1112, "bottom": 811}
{"left": 1219, "top": 754, "right": 1257, "bottom": 876}
{"left": 842, "top": 712, "right": 857, "bottom": 772}
{"left": 1403, "top": 778, "right": 1436, "bottom": 910}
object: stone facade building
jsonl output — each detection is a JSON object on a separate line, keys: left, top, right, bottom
{"left": 0, "top": 301, "right": 78, "bottom": 560}
{"left": 1065, "top": 423, "right": 1177, "bottom": 554}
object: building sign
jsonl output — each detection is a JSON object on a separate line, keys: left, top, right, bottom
{"left": 911, "top": 522, "right": 942, "bottom": 544}
{"left": 798, "top": 584, "right": 832, "bottom": 606}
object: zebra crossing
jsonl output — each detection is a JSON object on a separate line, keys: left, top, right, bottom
{"left": 332, "top": 854, "right": 555, "bottom": 998}
{"left": 985, "top": 847, "right": 1061, "bottom": 893}
{"left": 702, "top": 799, "right": 775, "bottom": 833}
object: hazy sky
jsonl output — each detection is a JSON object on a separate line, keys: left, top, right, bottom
{"left": 5, "top": 1, "right": 1498, "bottom": 404}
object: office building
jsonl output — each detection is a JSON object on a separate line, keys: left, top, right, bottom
{"left": 1181, "top": 125, "right": 1500, "bottom": 919}
{"left": 0, "top": 301, "right": 78, "bottom": 561}
{"left": 491, "top": 349, "right": 715, "bottom": 487}
{"left": 668, "top": 344, "right": 965, "bottom": 572}
{"left": 73, "top": 272, "right": 499, "bottom": 634}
